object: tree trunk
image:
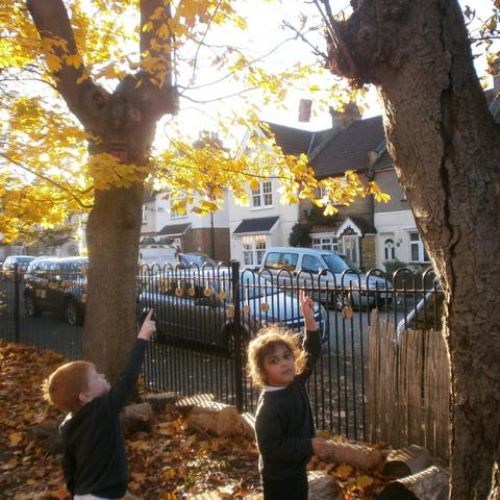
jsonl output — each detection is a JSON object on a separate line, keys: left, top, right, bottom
{"left": 83, "top": 80, "right": 159, "bottom": 383}
{"left": 84, "top": 182, "right": 144, "bottom": 383}
{"left": 328, "top": 0, "right": 500, "bottom": 497}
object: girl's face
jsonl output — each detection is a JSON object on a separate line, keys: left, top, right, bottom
{"left": 262, "top": 343, "right": 296, "bottom": 387}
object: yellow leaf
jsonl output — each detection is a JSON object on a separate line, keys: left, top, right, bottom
{"left": 335, "top": 464, "right": 353, "bottom": 479}
{"left": 163, "top": 468, "right": 176, "bottom": 480}
{"left": 249, "top": 178, "right": 260, "bottom": 190}
{"left": 46, "top": 53, "right": 63, "bottom": 72}
{"left": 65, "top": 53, "right": 82, "bottom": 68}
{"left": 356, "top": 475, "right": 374, "bottom": 489}
{"left": 9, "top": 431, "right": 23, "bottom": 446}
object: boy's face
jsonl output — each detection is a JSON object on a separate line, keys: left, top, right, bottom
{"left": 262, "top": 343, "right": 296, "bottom": 387}
{"left": 80, "top": 366, "right": 111, "bottom": 403}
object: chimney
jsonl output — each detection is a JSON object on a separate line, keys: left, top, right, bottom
{"left": 329, "top": 101, "right": 361, "bottom": 129}
{"left": 298, "top": 99, "right": 312, "bottom": 122}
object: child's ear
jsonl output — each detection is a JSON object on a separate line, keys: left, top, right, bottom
{"left": 78, "top": 391, "right": 90, "bottom": 405}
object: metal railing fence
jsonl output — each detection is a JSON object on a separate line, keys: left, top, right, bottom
{"left": 0, "top": 261, "right": 442, "bottom": 440}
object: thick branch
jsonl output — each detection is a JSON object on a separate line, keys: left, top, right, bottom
{"left": 139, "top": 0, "right": 177, "bottom": 117}
{"left": 26, "top": 0, "right": 109, "bottom": 132}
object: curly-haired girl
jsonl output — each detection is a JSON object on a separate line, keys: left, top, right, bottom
{"left": 247, "top": 290, "right": 331, "bottom": 500}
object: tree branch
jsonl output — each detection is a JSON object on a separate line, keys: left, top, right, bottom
{"left": 0, "top": 152, "right": 93, "bottom": 209}
{"left": 26, "top": 0, "right": 109, "bottom": 133}
{"left": 139, "top": 0, "right": 177, "bottom": 117}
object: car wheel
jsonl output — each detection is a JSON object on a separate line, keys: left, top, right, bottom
{"left": 65, "top": 299, "right": 83, "bottom": 326}
{"left": 25, "top": 295, "right": 41, "bottom": 318}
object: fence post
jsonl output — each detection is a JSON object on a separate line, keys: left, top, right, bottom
{"left": 14, "top": 263, "right": 20, "bottom": 343}
{"left": 230, "top": 260, "right": 244, "bottom": 412}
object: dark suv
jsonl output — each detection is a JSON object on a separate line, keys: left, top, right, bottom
{"left": 24, "top": 257, "right": 88, "bottom": 326}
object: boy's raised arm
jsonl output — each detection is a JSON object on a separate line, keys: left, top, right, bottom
{"left": 106, "top": 309, "right": 156, "bottom": 413}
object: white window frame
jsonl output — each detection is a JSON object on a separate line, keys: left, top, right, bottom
{"left": 311, "top": 235, "right": 339, "bottom": 252}
{"left": 242, "top": 235, "right": 267, "bottom": 265}
{"left": 409, "top": 231, "right": 430, "bottom": 263}
{"left": 251, "top": 181, "right": 273, "bottom": 209}
{"left": 384, "top": 238, "right": 396, "bottom": 261}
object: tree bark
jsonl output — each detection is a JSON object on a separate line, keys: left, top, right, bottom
{"left": 328, "top": 0, "right": 500, "bottom": 497}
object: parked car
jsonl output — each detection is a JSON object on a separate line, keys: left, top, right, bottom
{"left": 2, "top": 255, "right": 37, "bottom": 280}
{"left": 258, "top": 247, "right": 392, "bottom": 309}
{"left": 177, "top": 252, "right": 219, "bottom": 269}
{"left": 137, "top": 269, "right": 328, "bottom": 351}
{"left": 24, "top": 256, "right": 88, "bottom": 326}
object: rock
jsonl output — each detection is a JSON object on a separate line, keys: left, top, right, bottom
{"left": 120, "top": 403, "right": 154, "bottom": 434}
{"left": 143, "top": 391, "right": 178, "bottom": 412}
{"left": 187, "top": 402, "right": 253, "bottom": 438}
{"left": 308, "top": 471, "right": 342, "bottom": 499}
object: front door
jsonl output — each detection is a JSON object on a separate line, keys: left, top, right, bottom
{"left": 342, "top": 235, "right": 359, "bottom": 267}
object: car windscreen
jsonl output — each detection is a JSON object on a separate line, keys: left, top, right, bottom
{"left": 322, "top": 253, "right": 361, "bottom": 274}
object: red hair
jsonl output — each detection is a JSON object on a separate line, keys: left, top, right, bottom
{"left": 43, "top": 361, "right": 93, "bottom": 412}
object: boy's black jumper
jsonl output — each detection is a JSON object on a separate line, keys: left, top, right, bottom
{"left": 254, "top": 330, "right": 321, "bottom": 484}
{"left": 60, "top": 339, "right": 147, "bottom": 498}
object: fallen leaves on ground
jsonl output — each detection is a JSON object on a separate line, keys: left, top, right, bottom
{"left": 0, "top": 342, "right": 392, "bottom": 499}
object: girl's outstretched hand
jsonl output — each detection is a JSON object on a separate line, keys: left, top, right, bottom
{"left": 299, "top": 290, "right": 318, "bottom": 331}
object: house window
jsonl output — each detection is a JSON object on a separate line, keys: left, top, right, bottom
{"left": 252, "top": 181, "right": 273, "bottom": 208}
{"left": 312, "top": 236, "right": 339, "bottom": 252}
{"left": 142, "top": 206, "right": 148, "bottom": 224}
{"left": 170, "top": 201, "right": 186, "bottom": 219}
{"left": 384, "top": 239, "right": 395, "bottom": 261}
{"left": 242, "top": 235, "right": 267, "bottom": 265}
{"left": 409, "top": 231, "right": 430, "bottom": 263}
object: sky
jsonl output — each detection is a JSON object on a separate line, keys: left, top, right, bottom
{"left": 165, "top": 0, "right": 499, "bottom": 143}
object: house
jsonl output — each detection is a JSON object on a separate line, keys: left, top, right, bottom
{"left": 229, "top": 105, "right": 389, "bottom": 270}
{"left": 140, "top": 188, "right": 231, "bottom": 261}
{"left": 228, "top": 122, "right": 325, "bottom": 267}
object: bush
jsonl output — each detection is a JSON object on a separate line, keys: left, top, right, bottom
{"left": 288, "top": 223, "right": 312, "bottom": 247}
{"left": 383, "top": 259, "right": 408, "bottom": 280}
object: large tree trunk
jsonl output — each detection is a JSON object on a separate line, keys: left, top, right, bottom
{"left": 328, "top": 0, "right": 500, "bottom": 497}
{"left": 84, "top": 183, "right": 144, "bottom": 383}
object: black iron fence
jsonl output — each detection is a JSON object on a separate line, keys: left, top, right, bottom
{"left": 0, "top": 261, "right": 443, "bottom": 440}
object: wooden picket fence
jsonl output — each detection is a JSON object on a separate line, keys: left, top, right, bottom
{"left": 366, "top": 310, "right": 450, "bottom": 459}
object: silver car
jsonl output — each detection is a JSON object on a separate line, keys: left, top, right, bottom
{"left": 137, "top": 269, "right": 328, "bottom": 351}
{"left": 260, "top": 247, "right": 392, "bottom": 309}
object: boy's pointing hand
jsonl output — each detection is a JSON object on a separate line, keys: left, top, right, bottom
{"left": 138, "top": 309, "right": 156, "bottom": 340}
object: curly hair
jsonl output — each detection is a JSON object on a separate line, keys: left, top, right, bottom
{"left": 247, "top": 325, "right": 307, "bottom": 389}
{"left": 43, "top": 361, "right": 94, "bottom": 413}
